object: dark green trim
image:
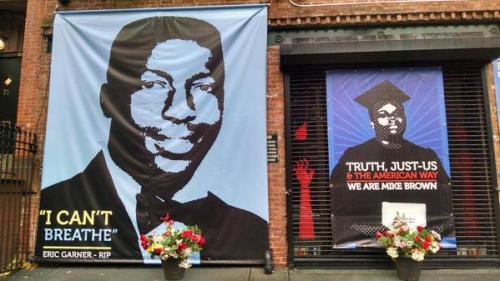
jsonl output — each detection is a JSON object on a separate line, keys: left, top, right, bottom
{"left": 271, "top": 24, "right": 500, "bottom": 65}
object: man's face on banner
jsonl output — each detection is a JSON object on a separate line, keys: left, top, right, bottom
{"left": 371, "top": 102, "right": 406, "bottom": 142}
{"left": 130, "top": 39, "right": 222, "bottom": 175}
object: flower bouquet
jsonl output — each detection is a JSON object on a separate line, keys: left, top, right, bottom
{"left": 376, "top": 213, "right": 441, "bottom": 261}
{"left": 376, "top": 214, "right": 441, "bottom": 281}
{"left": 140, "top": 214, "right": 205, "bottom": 280}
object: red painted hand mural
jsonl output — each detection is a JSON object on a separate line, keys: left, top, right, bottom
{"left": 295, "top": 159, "right": 315, "bottom": 187}
{"left": 294, "top": 159, "right": 316, "bottom": 240}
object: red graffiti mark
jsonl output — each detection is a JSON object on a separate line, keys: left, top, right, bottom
{"left": 294, "top": 159, "right": 316, "bottom": 240}
{"left": 295, "top": 122, "right": 308, "bottom": 141}
{"left": 454, "top": 127, "right": 478, "bottom": 237}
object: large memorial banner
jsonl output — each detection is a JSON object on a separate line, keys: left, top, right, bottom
{"left": 36, "top": 5, "right": 269, "bottom": 263}
{"left": 327, "top": 68, "right": 455, "bottom": 249}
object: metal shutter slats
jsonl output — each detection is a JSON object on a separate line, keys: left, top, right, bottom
{"left": 287, "top": 63, "right": 499, "bottom": 267}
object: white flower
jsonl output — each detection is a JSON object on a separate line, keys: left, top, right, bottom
{"left": 179, "top": 259, "right": 192, "bottom": 269}
{"left": 393, "top": 237, "right": 402, "bottom": 247}
{"left": 411, "top": 250, "right": 425, "bottom": 261}
{"left": 153, "top": 235, "right": 165, "bottom": 244}
{"left": 407, "top": 240, "right": 414, "bottom": 248}
{"left": 430, "top": 242, "right": 440, "bottom": 254}
{"left": 183, "top": 247, "right": 193, "bottom": 257}
{"left": 400, "top": 224, "right": 409, "bottom": 232}
{"left": 386, "top": 247, "right": 399, "bottom": 259}
{"left": 431, "top": 230, "right": 441, "bottom": 241}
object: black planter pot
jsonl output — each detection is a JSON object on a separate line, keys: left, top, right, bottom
{"left": 394, "top": 255, "right": 422, "bottom": 281}
{"left": 161, "top": 259, "right": 185, "bottom": 280}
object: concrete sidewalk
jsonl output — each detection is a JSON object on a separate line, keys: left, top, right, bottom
{"left": 2, "top": 266, "right": 500, "bottom": 281}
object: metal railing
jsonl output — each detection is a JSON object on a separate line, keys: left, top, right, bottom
{"left": 0, "top": 124, "right": 37, "bottom": 274}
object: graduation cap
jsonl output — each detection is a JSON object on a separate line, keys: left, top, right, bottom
{"left": 355, "top": 81, "right": 410, "bottom": 109}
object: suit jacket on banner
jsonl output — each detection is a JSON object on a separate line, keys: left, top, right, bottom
{"left": 35, "top": 151, "right": 268, "bottom": 262}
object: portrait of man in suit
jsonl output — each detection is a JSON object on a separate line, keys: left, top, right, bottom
{"left": 36, "top": 16, "right": 268, "bottom": 262}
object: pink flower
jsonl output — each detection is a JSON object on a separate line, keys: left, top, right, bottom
{"left": 375, "top": 232, "right": 383, "bottom": 239}
{"left": 160, "top": 214, "right": 175, "bottom": 226}
{"left": 191, "top": 235, "right": 200, "bottom": 243}
{"left": 198, "top": 237, "right": 206, "bottom": 246}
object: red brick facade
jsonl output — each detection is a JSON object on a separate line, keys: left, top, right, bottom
{"left": 14, "top": 0, "right": 500, "bottom": 266}
{"left": 267, "top": 46, "right": 287, "bottom": 266}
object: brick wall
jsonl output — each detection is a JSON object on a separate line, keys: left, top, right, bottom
{"left": 15, "top": 0, "right": 500, "bottom": 267}
{"left": 17, "top": 0, "right": 51, "bottom": 256}
{"left": 267, "top": 47, "right": 288, "bottom": 266}
{"left": 269, "top": 0, "right": 500, "bottom": 27}
{"left": 269, "top": 0, "right": 500, "bottom": 19}
{"left": 18, "top": 0, "right": 500, "bottom": 130}
{"left": 485, "top": 62, "right": 500, "bottom": 226}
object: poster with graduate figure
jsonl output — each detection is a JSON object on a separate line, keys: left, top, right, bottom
{"left": 326, "top": 68, "right": 455, "bottom": 249}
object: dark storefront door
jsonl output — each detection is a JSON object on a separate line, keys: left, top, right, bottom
{"left": 0, "top": 56, "right": 21, "bottom": 126}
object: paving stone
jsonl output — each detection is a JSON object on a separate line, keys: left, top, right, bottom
{"left": 3, "top": 266, "right": 500, "bottom": 281}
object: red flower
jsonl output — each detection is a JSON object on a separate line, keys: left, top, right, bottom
{"left": 424, "top": 242, "right": 431, "bottom": 250}
{"left": 191, "top": 235, "right": 200, "bottom": 243}
{"left": 140, "top": 234, "right": 147, "bottom": 242}
{"left": 415, "top": 236, "right": 422, "bottom": 243}
{"left": 155, "top": 248, "right": 163, "bottom": 255}
{"left": 388, "top": 232, "right": 395, "bottom": 239}
{"left": 198, "top": 237, "right": 206, "bottom": 246}
{"left": 141, "top": 240, "right": 149, "bottom": 250}
{"left": 417, "top": 226, "right": 424, "bottom": 232}
{"left": 178, "top": 242, "right": 189, "bottom": 253}
{"left": 375, "top": 232, "right": 382, "bottom": 239}
{"left": 425, "top": 236, "right": 433, "bottom": 242}
{"left": 160, "top": 213, "right": 171, "bottom": 223}
{"left": 182, "top": 230, "right": 194, "bottom": 239}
